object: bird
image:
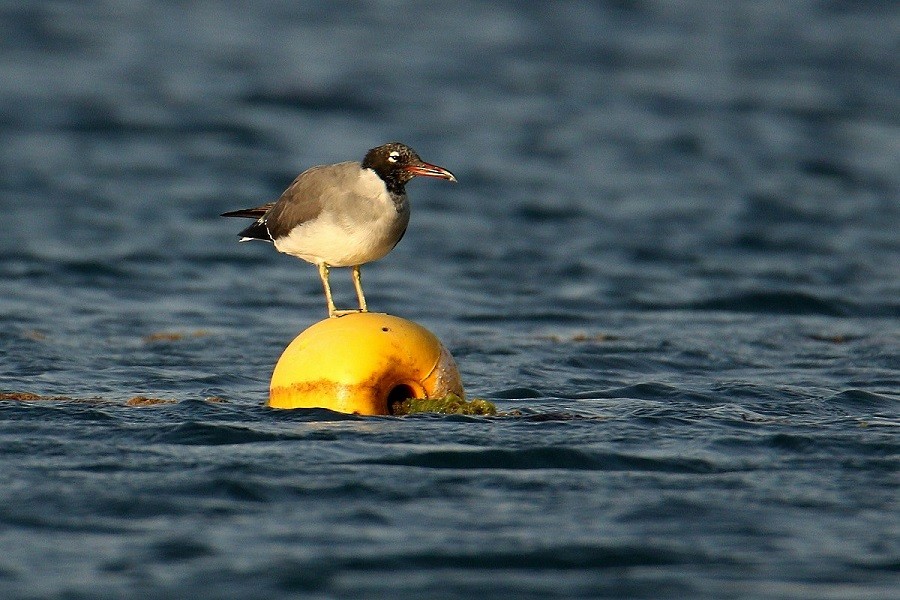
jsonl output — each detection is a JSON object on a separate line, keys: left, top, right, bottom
{"left": 222, "top": 142, "right": 456, "bottom": 317}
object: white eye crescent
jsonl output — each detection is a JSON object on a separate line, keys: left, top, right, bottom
{"left": 388, "top": 151, "right": 400, "bottom": 163}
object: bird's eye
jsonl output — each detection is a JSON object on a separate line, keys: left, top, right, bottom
{"left": 388, "top": 151, "right": 400, "bottom": 163}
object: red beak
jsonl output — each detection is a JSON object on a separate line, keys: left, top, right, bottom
{"left": 404, "top": 161, "right": 457, "bottom": 182}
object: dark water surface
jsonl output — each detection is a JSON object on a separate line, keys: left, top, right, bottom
{"left": 1, "top": 1, "right": 898, "bottom": 598}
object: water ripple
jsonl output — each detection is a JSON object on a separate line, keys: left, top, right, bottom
{"left": 369, "top": 446, "right": 722, "bottom": 474}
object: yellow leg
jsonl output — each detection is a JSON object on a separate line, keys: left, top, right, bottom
{"left": 351, "top": 265, "right": 368, "bottom": 312}
{"left": 318, "top": 263, "right": 338, "bottom": 318}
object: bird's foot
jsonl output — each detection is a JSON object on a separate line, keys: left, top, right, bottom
{"left": 329, "top": 308, "right": 369, "bottom": 318}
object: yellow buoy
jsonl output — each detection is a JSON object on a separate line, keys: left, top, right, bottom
{"left": 268, "top": 312, "right": 464, "bottom": 415}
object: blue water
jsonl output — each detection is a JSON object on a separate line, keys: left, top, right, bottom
{"left": 1, "top": 1, "right": 898, "bottom": 598}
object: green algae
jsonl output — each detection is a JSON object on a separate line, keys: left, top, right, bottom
{"left": 391, "top": 394, "right": 497, "bottom": 416}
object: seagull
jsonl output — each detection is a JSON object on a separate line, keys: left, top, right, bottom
{"left": 222, "top": 142, "right": 456, "bottom": 317}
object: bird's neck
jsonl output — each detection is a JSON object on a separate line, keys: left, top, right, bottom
{"left": 362, "top": 165, "right": 409, "bottom": 210}
{"left": 380, "top": 172, "right": 408, "bottom": 197}
{"left": 387, "top": 188, "right": 407, "bottom": 212}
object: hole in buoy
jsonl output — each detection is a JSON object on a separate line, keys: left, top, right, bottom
{"left": 387, "top": 384, "right": 416, "bottom": 415}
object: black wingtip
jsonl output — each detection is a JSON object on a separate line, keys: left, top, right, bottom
{"left": 221, "top": 202, "right": 276, "bottom": 219}
{"left": 237, "top": 221, "right": 273, "bottom": 242}
{"left": 222, "top": 208, "right": 262, "bottom": 219}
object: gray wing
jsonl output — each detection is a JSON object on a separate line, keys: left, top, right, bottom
{"left": 264, "top": 162, "right": 365, "bottom": 239}
{"left": 221, "top": 161, "right": 366, "bottom": 242}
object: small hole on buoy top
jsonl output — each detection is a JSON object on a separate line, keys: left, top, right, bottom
{"left": 387, "top": 384, "right": 416, "bottom": 415}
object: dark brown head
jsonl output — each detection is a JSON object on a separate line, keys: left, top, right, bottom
{"left": 362, "top": 142, "right": 456, "bottom": 194}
